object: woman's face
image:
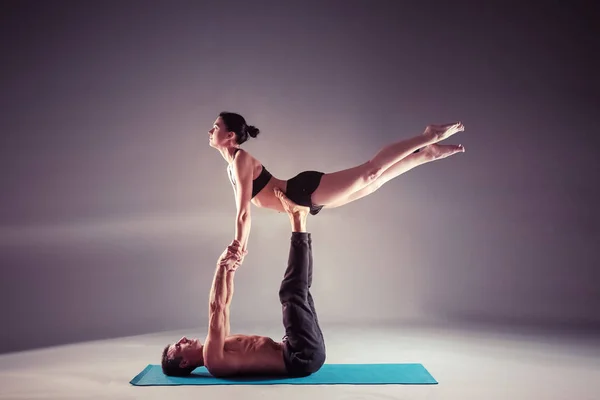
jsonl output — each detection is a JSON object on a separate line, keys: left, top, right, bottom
{"left": 208, "top": 117, "right": 234, "bottom": 147}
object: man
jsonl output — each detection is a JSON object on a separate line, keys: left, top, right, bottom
{"left": 161, "top": 188, "right": 326, "bottom": 378}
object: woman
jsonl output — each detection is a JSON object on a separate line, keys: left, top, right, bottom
{"left": 210, "top": 111, "right": 466, "bottom": 266}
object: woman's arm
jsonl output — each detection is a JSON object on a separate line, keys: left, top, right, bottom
{"left": 230, "top": 150, "right": 253, "bottom": 253}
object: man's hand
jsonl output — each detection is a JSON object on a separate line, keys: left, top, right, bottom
{"left": 219, "top": 240, "right": 247, "bottom": 271}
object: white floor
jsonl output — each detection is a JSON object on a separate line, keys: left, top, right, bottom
{"left": 0, "top": 323, "right": 598, "bottom": 400}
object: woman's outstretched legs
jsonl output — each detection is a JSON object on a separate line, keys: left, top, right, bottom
{"left": 311, "top": 122, "right": 465, "bottom": 207}
{"left": 325, "top": 143, "right": 465, "bottom": 208}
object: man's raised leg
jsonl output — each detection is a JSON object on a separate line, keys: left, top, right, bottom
{"left": 274, "top": 188, "right": 326, "bottom": 376}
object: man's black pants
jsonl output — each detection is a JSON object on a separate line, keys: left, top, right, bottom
{"left": 279, "top": 232, "right": 326, "bottom": 376}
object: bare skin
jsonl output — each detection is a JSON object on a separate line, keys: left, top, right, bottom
{"left": 326, "top": 143, "right": 465, "bottom": 208}
{"left": 194, "top": 192, "right": 311, "bottom": 378}
{"left": 274, "top": 187, "right": 309, "bottom": 231}
{"left": 205, "top": 334, "right": 288, "bottom": 377}
{"left": 310, "top": 122, "right": 465, "bottom": 206}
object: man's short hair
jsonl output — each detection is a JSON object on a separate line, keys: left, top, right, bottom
{"left": 161, "top": 344, "right": 196, "bottom": 377}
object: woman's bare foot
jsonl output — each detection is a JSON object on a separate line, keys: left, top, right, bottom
{"left": 274, "top": 188, "right": 309, "bottom": 218}
{"left": 421, "top": 143, "right": 465, "bottom": 160}
{"left": 423, "top": 122, "right": 465, "bottom": 142}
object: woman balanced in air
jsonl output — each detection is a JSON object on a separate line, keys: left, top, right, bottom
{"left": 209, "top": 112, "right": 466, "bottom": 266}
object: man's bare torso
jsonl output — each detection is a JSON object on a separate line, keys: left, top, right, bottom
{"left": 207, "top": 334, "right": 288, "bottom": 377}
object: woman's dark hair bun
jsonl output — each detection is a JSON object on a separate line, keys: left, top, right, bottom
{"left": 218, "top": 112, "right": 260, "bottom": 144}
{"left": 246, "top": 125, "right": 260, "bottom": 138}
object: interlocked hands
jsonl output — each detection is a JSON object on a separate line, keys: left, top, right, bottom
{"left": 218, "top": 240, "right": 248, "bottom": 271}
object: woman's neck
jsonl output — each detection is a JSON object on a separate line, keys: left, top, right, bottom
{"left": 219, "top": 146, "right": 239, "bottom": 164}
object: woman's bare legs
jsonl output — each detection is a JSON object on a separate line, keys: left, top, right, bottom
{"left": 325, "top": 143, "right": 465, "bottom": 208}
{"left": 311, "top": 122, "right": 465, "bottom": 207}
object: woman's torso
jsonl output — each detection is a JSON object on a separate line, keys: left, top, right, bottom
{"left": 227, "top": 149, "right": 287, "bottom": 212}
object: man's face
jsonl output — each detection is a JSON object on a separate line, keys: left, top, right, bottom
{"left": 168, "top": 336, "right": 202, "bottom": 368}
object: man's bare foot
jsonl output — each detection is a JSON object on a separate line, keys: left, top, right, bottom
{"left": 274, "top": 188, "right": 309, "bottom": 217}
{"left": 421, "top": 143, "right": 465, "bottom": 160}
{"left": 423, "top": 122, "right": 465, "bottom": 142}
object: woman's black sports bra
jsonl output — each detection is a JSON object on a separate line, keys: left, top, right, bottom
{"left": 227, "top": 148, "right": 273, "bottom": 198}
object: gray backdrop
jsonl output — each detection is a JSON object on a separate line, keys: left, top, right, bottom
{"left": 1, "top": 0, "right": 598, "bottom": 354}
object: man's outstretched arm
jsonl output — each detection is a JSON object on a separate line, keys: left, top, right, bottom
{"left": 222, "top": 240, "right": 244, "bottom": 336}
{"left": 204, "top": 249, "right": 236, "bottom": 365}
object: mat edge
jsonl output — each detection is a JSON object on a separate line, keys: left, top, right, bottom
{"left": 129, "top": 364, "right": 153, "bottom": 386}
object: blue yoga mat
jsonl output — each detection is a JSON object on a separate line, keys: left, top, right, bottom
{"left": 130, "top": 363, "right": 438, "bottom": 386}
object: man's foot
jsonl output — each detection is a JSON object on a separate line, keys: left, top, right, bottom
{"left": 423, "top": 122, "right": 465, "bottom": 142}
{"left": 274, "top": 188, "right": 309, "bottom": 218}
{"left": 421, "top": 143, "right": 465, "bottom": 160}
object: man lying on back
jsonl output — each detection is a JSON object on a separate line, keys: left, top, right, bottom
{"left": 161, "top": 188, "right": 326, "bottom": 377}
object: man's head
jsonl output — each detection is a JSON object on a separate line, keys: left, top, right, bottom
{"left": 161, "top": 336, "right": 204, "bottom": 377}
